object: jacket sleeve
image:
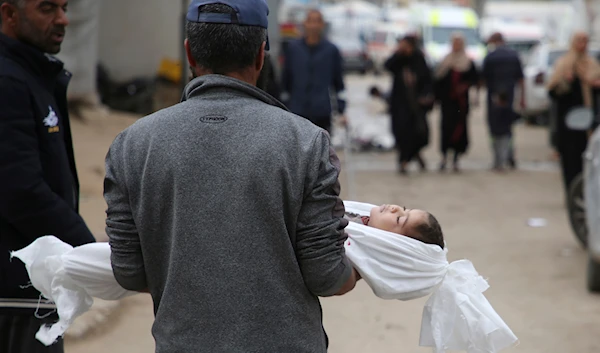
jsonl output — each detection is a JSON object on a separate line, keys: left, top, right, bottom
{"left": 482, "top": 55, "right": 491, "bottom": 85}
{"left": 332, "top": 46, "right": 347, "bottom": 114}
{"left": 104, "top": 132, "right": 146, "bottom": 291}
{"left": 296, "top": 131, "right": 352, "bottom": 297}
{"left": 0, "top": 77, "right": 95, "bottom": 246}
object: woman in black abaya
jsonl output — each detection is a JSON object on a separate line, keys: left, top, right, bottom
{"left": 385, "top": 35, "right": 434, "bottom": 175}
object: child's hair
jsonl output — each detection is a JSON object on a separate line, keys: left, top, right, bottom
{"left": 369, "top": 86, "right": 381, "bottom": 97}
{"left": 413, "top": 213, "right": 444, "bottom": 249}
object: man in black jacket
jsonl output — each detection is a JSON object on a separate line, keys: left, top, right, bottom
{"left": 0, "top": 1, "right": 95, "bottom": 352}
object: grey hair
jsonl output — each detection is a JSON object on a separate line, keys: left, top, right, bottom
{"left": 186, "top": 3, "right": 267, "bottom": 74}
{"left": 0, "top": 0, "right": 25, "bottom": 7}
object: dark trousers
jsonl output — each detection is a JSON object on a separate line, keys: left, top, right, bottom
{"left": 0, "top": 315, "right": 64, "bottom": 353}
{"left": 491, "top": 135, "right": 511, "bottom": 168}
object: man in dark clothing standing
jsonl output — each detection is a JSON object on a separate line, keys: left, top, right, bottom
{"left": 482, "top": 32, "right": 525, "bottom": 169}
{"left": 105, "top": 1, "right": 359, "bottom": 352}
{"left": 0, "top": 1, "right": 96, "bottom": 352}
{"left": 281, "top": 9, "right": 347, "bottom": 133}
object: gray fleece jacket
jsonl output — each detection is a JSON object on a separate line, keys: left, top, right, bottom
{"left": 104, "top": 74, "right": 351, "bottom": 353}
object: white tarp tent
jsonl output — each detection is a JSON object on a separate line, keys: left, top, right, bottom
{"left": 55, "top": 0, "right": 283, "bottom": 100}
{"left": 56, "top": 0, "right": 101, "bottom": 101}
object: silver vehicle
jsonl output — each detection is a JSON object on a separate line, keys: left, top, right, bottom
{"left": 585, "top": 127, "right": 600, "bottom": 292}
{"left": 522, "top": 43, "right": 600, "bottom": 120}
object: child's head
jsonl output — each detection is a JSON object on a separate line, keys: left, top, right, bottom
{"left": 369, "top": 204, "right": 444, "bottom": 249}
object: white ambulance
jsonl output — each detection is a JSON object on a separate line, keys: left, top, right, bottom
{"left": 409, "top": 4, "right": 486, "bottom": 69}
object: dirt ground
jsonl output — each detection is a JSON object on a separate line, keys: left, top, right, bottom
{"left": 63, "top": 76, "right": 600, "bottom": 353}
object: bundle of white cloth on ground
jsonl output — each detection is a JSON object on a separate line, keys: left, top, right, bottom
{"left": 12, "top": 201, "right": 518, "bottom": 352}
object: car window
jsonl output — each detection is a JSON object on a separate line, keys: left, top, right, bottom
{"left": 548, "top": 50, "right": 567, "bottom": 67}
{"left": 371, "top": 31, "right": 387, "bottom": 44}
{"left": 525, "top": 47, "right": 540, "bottom": 67}
{"left": 507, "top": 41, "right": 538, "bottom": 57}
{"left": 431, "top": 27, "right": 480, "bottom": 46}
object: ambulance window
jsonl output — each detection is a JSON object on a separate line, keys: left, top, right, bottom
{"left": 431, "top": 27, "right": 479, "bottom": 46}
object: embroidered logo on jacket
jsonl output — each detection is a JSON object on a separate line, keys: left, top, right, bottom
{"left": 43, "top": 106, "right": 60, "bottom": 133}
{"left": 199, "top": 115, "right": 228, "bottom": 124}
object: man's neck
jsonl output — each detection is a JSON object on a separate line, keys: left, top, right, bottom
{"left": 305, "top": 35, "right": 321, "bottom": 46}
{"left": 192, "top": 68, "right": 257, "bottom": 86}
{"left": 0, "top": 27, "right": 17, "bottom": 40}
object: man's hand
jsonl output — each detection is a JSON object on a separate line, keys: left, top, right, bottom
{"left": 565, "top": 71, "right": 574, "bottom": 82}
{"left": 334, "top": 268, "right": 361, "bottom": 296}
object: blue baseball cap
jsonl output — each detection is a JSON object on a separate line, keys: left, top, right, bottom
{"left": 187, "top": 0, "right": 270, "bottom": 50}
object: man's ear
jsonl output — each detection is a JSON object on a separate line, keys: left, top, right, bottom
{"left": 0, "top": 3, "right": 19, "bottom": 29}
{"left": 255, "top": 42, "right": 266, "bottom": 72}
{"left": 185, "top": 39, "right": 197, "bottom": 70}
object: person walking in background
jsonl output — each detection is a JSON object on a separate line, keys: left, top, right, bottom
{"left": 105, "top": 1, "right": 360, "bottom": 352}
{"left": 281, "top": 9, "right": 347, "bottom": 133}
{"left": 434, "top": 33, "right": 479, "bottom": 172}
{"left": 0, "top": 1, "right": 96, "bottom": 352}
{"left": 385, "top": 35, "right": 434, "bottom": 175}
{"left": 482, "top": 32, "right": 525, "bottom": 170}
{"left": 548, "top": 32, "right": 600, "bottom": 194}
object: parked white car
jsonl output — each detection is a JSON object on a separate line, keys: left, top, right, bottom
{"left": 480, "top": 17, "right": 545, "bottom": 63}
{"left": 522, "top": 43, "right": 600, "bottom": 119}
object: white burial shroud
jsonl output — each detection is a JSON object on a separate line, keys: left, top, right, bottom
{"left": 12, "top": 201, "right": 518, "bottom": 352}
{"left": 343, "top": 201, "right": 518, "bottom": 353}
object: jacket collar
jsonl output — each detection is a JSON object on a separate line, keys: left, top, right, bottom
{"left": 0, "top": 32, "right": 66, "bottom": 81}
{"left": 182, "top": 74, "right": 289, "bottom": 111}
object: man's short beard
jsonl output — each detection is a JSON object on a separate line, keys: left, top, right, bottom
{"left": 16, "top": 15, "right": 62, "bottom": 54}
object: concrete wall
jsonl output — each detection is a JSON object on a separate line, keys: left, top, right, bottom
{"left": 98, "top": 0, "right": 282, "bottom": 82}
{"left": 98, "top": 1, "right": 185, "bottom": 81}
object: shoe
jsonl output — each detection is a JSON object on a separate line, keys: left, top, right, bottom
{"left": 508, "top": 158, "right": 517, "bottom": 170}
{"left": 439, "top": 161, "right": 447, "bottom": 172}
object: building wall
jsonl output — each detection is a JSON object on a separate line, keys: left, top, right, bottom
{"left": 98, "top": 0, "right": 282, "bottom": 82}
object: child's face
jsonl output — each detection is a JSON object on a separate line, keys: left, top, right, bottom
{"left": 369, "top": 204, "right": 429, "bottom": 238}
